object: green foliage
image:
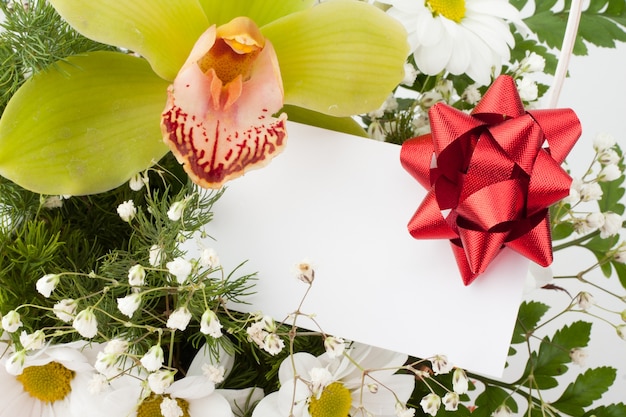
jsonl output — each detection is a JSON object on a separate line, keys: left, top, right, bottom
{"left": 583, "top": 403, "right": 626, "bottom": 417}
{"left": 511, "top": 301, "right": 551, "bottom": 344}
{"left": 472, "top": 386, "right": 518, "bottom": 417}
{"left": 552, "top": 367, "right": 617, "bottom": 415}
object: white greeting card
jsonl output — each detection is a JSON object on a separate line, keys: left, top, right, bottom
{"left": 200, "top": 121, "right": 528, "bottom": 377}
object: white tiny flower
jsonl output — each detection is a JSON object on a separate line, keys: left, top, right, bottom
{"left": 461, "top": 85, "right": 481, "bottom": 105}
{"left": 202, "top": 364, "right": 225, "bottom": 384}
{"left": 452, "top": 368, "right": 469, "bottom": 394}
{"left": 401, "top": 62, "right": 418, "bottom": 86}
{"left": 420, "top": 90, "right": 443, "bottom": 109}
{"left": 42, "top": 195, "right": 64, "bottom": 209}
{"left": 166, "top": 257, "right": 193, "bottom": 284}
{"left": 368, "top": 94, "right": 398, "bottom": 118}
{"left": 263, "top": 333, "right": 285, "bottom": 355}
{"left": 395, "top": 403, "right": 416, "bottom": 417}
{"left": 579, "top": 182, "right": 603, "bottom": 202}
{"left": 600, "top": 212, "right": 623, "bottom": 238}
{"left": 117, "top": 293, "right": 142, "bottom": 318}
{"left": 199, "top": 248, "right": 220, "bottom": 269}
{"left": 116, "top": 200, "right": 137, "bottom": 222}
{"left": 493, "top": 405, "right": 513, "bottom": 417}
{"left": 431, "top": 354, "right": 453, "bottom": 375}
{"left": 166, "top": 307, "right": 192, "bottom": 331}
{"left": 323, "top": 336, "right": 345, "bottom": 358}
{"left": 128, "top": 264, "right": 146, "bottom": 286}
{"left": 95, "top": 351, "right": 121, "bottom": 377}
{"left": 617, "top": 324, "right": 626, "bottom": 340}
{"left": 615, "top": 242, "right": 626, "bottom": 264}
{"left": 585, "top": 212, "right": 605, "bottom": 230}
{"left": 167, "top": 200, "right": 186, "bottom": 221}
{"left": 19, "top": 330, "right": 45, "bottom": 351}
{"left": 516, "top": 77, "right": 538, "bottom": 102}
{"left": 593, "top": 132, "right": 617, "bottom": 152}
{"left": 576, "top": 292, "right": 595, "bottom": 310}
{"left": 88, "top": 373, "right": 110, "bottom": 395}
{"left": 149, "top": 244, "right": 165, "bottom": 266}
{"left": 519, "top": 51, "right": 545, "bottom": 73}
{"left": 563, "top": 178, "right": 582, "bottom": 204}
{"left": 105, "top": 338, "right": 129, "bottom": 355}
{"left": 160, "top": 397, "right": 184, "bottom": 417}
{"left": 5, "top": 350, "right": 26, "bottom": 376}
{"left": 598, "top": 149, "right": 620, "bottom": 165}
{"left": 420, "top": 393, "right": 441, "bottom": 416}
{"left": 73, "top": 308, "right": 99, "bottom": 338}
{"left": 36, "top": 273, "right": 60, "bottom": 298}
{"left": 293, "top": 259, "right": 315, "bottom": 284}
{"left": 141, "top": 345, "right": 165, "bottom": 372}
{"left": 599, "top": 164, "right": 622, "bottom": 182}
{"left": 129, "top": 172, "right": 149, "bottom": 191}
{"left": 443, "top": 392, "right": 460, "bottom": 411}
{"left": 247, "top": 321, "right": 268, "bottom": 348}
{"left": 148, "top": 369, "right": 175, "bottom": 394}
{"left": 569, "top": 348, "right": 588, "bottom": 367}
{"left": 200, "top": 310, "right": 222, "bottom": 338}
{"left": 53, "top": 299, "right": 77, "bottom": 322}
{"left": 309, "top": 367, "right": 333, "bottom": 398}
{"left": 2, "top": 310, "right": 22, "bottom": 333}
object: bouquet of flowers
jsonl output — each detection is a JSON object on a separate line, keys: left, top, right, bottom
{"left": 1, "top": 0, "right": 625, "bottom": 416}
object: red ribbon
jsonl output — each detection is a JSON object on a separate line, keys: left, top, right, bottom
{"left": 400, "top": 75, "right": 581, "bottom": 285}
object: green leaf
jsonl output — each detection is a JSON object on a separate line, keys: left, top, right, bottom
{"left": 511, "top": 301, "right": 550, "bottom": 344}
{"left": 526, "top": 321, "right": 592, "bottom": 389}
{"left": 472, "top": 386, "right": 518, "bottom": 417}
{"left": 536, "top": 0, "right": 559, "bottom": 13}
{"left": 612, "top": 261, "right": 626, "bottom": 289}
{"left": 583, "top": 403, "right": 626, "bottom": 417}
{"left": 0, "top": 52, "right": 170, "bottom": 195}
{"left": 582, "top": 234, "right": 621, "bottom": 277}
{"left": 48, "top": 0, "right": 209, "bottom": 81}
{"left": 262, "top": 0, "right": 409, "bottom": 117}
{"left": 198, "top": 0, "right": 316, "bottom": 27}
{"left": 281, "top": 105, "right": 368, "bottom": 138}
{"left": 552, "top": 367, "right": 617, "bottom": 416}
{"left": 579, "top": 14, "right": 626, "bottom": 49}
{"left": 598, "top": 175, "right": 626, "bottom": 215}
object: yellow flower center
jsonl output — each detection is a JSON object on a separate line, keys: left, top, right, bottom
{"left": 136, "top": 393, "right": 191, "bottom": 417}
{"left": 198, "top": 16, "right": 265, "bottom": 84}
{"left": 16, "top": 362, "right": 75, "bottom": 403}
{"left": 308, "top": 382, "right": 352, "bottom": 417}
{"left": 426, "top": 0, "right": 466, "bottom": 23}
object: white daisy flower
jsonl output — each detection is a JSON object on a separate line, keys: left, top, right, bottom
{"left": 0, "top": 342, "right": 95, "bottom": 416}
{"left": 381, "top": 0, "right": 520, "bottom": 85}
{"left": 252, "top": 342, "right": 414, "bottom": 417}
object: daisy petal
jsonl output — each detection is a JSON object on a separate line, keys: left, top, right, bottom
{"left": 261, "top": 0, "right": 409, "bottom": 116}
{"left": 198, "top": 0, "right": 315, "bottom": 26}
{"left": 0, "top": 52, "right": 170, "bottom": 195}
{"left": 48, "top": 0, "right": 209, "bottom": 80}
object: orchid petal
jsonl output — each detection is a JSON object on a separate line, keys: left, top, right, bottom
{"left": 198, "top": 0, "right": 315, "bottom": 27}
{"left": 282, "top": 105, "right": 368, "bottom": 138}
{"left": 48, "top": 0, "right": 209, "bottom": 81}
{"left": 0, "top": 52, "right": 169, "bottom": 195}
{"left": 261, "top": 0, "right": 409, "bottom": 117}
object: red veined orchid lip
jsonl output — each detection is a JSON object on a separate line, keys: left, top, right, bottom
{"left": 161, "top": 16, "right": 287, "bottom": 189}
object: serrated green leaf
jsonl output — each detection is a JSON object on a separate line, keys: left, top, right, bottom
{"left": 607, "top": 0, "right": 626, "bottom": 15}
{"left": 552, "top": 367, "right": 617, "bottom": 415}
{"left": 582, "top": 234, "right": 621, "bottom": 277}
{"left": 472, "top": 386, "right": 518, "bottom": 417}
{"left": 587, "top": 0, "right": 610, "bottom": 13}
{"left": 524, "top": 12, "right": 568, "bottom": 50}
{"left": 552, "top": 221, "right": 575, "bottom": 241}
{"left": 579, "top": 14, "right": 626, "bottom": 48}
{"left": 598, "top": 175, "right": 626, "bottom": 215}
{"left": 536, "top": 0, "right": 559, "bottom": 13}
{"left": 583, "top": 403, "right": 626, "bottom": 417}
{"left": 511, "top": 301, "right": 550, "bottom": 344}
{"left": 612, "top": 261, "right": 626, "bottom": 289}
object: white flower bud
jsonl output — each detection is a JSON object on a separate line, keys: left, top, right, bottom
{"left": 36, "top": 273, "right": 61, "bottom": 298}
{"left": 593, "top": 132, "right": 616, "bottom": 152}
{"left": 166, "top": 257, "right": 192, "bottom": 284}
{"left": 200, "top": 310, "right": 222, "bottom": 338}
{"left": 117, "top": 293, "right": 142, "bottom": 318}
{"left": 53, "top": 299, "right": 77, "bottom": 322}
{"left": 600, "top": 212, "right": 622, "bottom": 238}
{"left": 116, "top": 200, "right": 137, "bottom": 222}
{"left": 443, "top": 392, "right": 460, "bottom": 411}
{"left": 166, "top": 307, "right": 192, "bottom": 331}
{"left": 569, "top": 348, "right": 588, "bottom": 367}
{"left": 141, "top": 345, "right": 164, "bottom": 372}
{"left": 167, "top": 201, "right": 186, "bottom": 221}
{"left": 324, "top": 336, "right": 346, "bottom": 358}
{"left": 128, "top": 264, "right": 146, "bottom": 287}
{"left": 73, "top": 308, "right": 98, "bottom": 338}
{"left": 420, "top": 393, "right": 441, "bottom": 416}
{"left": 599, "top": 164, "right": 622, "bottom": 182}
{"left": 2, "top": 310, "right": 23, "bottom": 333}
{"left": 148, "top": 369, "right": 175, "bottom": 394}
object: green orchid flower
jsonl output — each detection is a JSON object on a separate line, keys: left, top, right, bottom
{"left": 0, "top": 0, "right": 408, "bottom": 195}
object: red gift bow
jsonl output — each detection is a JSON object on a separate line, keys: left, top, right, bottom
{"left": 400, "top": 75, "right": 581, "bottom": 285}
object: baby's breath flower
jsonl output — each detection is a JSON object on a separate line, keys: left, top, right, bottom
{"left": 395, "top": 403, "right": 416, "bottom": 417}
{"left": 263, "top": 333, "right": 285, "bottom": 355}
{"left": 202, "top": 364, "right": 225, "bottom": 384}
{"left": 294, "top": 259, "right": 315, "bottom": 284}
{"left": 105, "top": 338, "right": 129, "bottom": 355}
{"left": 149, "top": 244, "right": 166, "bottom": 266}
{"left": 73, "top": 308, "right": 99, "bottom": 338}
{"left": 116, "top": 200, "right": 137, "bottom": 222}
{"left": 420, "top": 393, "right": 441, "bottom": 416}
{"left": 117, "top": 293, "right": 142, "bottom": 318}
{"left": 585, "top": 212, "right": 605, "bottom": 230}
{"left": 576, "top": 292, "right": 595, "bottom": 310}
{"left": 324, "top": 336, "right": 345, "bottom": 358}
{"left": 461, "top": 85, "right": 481, "bottom": 105}
{"left": 493, "top": 405, "right": 513, "bottom": 417}
{"left": 53, "top": 299, "right": 77, "bottom": 322}
{"left": 580, "top": 182, "right": 603, "bottom": 202}
{"left": 95, "top": 351, "right": 122, "bottom": 378}
{"left": 1, "top": 310, "right": 22, "bottom": 333}
{"left": 593, "top": 132, "right": 617, "bottom": 152}
{"left": 35, "top": 273, "right": 60, "bottom": 298}
{"left": 88, "top": 373, "right": 110, "bottom": 395}
{"left": 615, "top": 242, "right": 626, "bottom": 264}
{"left": 161, "top": 397, "right": 184, "bottom": 417}
{"left": 199, "top": 247, "right": 220, "bottom": 269}
{"left": 166, "top": 257, "right": 193, "bottom": 284}
{"left": 599, "top": 164, "right": 622, "bottom": 182}
{"left": 516, "top": 77, "right": 538, "bottom": 102}
{"left": 420, "top": 90, "right": 443, "bottom": 109}
{"left": 519, "top": 51, "right": 545, "bottom": 73}
{"left": 443, "top": 392, "right": 460, "bottom": 411}
{"left": 141, "top": 345, "right": 165, "bottom": 372}
{"left": 569, "top": 348, "right": 588, "bottom": 367}
{"left": 148, "top": 369, "right": 175, "bottom": 394}
{"left": 452, "top": 368, "right": 469, "bottom": 394}
{"left": 431, "top": 354, "right": 453, "bottom": 375}
{"left": 599, "top": 149, "right": 620, "bottom": 165}
{"left": 167, "top": 200, "right": 186, "bottom": 221}
{"left": 129, "top": 172, "right": 147, "bottom": 191}
{"left": 309, "top": 367, "right": 333, "bottom": 397}
{"left": 600, "top": 212, "right": 623, "bottom": 238}
{"left": 166, "top": 307, "right": 192, "bottom": 331}
{"left": 128, "top": 264, "right": 146, "bottom": 287}
{"left": 19, "top": 330, "right": 45, "bottom": 351}
{"left": 401, "top": 62, "right": 418, "bottom": 86}
{"left": 5, "top": 350, "right": 26, "bottom": 376}
{"left": 200, "top": 309, "right": 222, "bottom": 338}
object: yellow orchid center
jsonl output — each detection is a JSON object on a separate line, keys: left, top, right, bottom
{"left": 16, "top": 362, "right": 75, "bottom": 403}
{"left": 426, "top": 0, "right": 466, "bottom": 23}
{"left": 308, "top": 382, "right": 352, "bottom": 417}
{"left": 198, "top": 16, "right": 265, "bottom": 85}
{"left": 136, "top": 393, "right": 191, "bottom": 417}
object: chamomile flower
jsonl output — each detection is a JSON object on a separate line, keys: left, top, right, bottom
{"left": 381, "top": 0, "right": 520, "bottom": 85}
{"left": 252, "top": 342, "right": 414, "bottom": 417}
